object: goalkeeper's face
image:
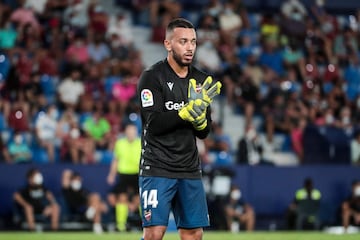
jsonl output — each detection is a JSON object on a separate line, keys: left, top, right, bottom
{"left": 165, "top": 27, "right": 197, "bottom": 67}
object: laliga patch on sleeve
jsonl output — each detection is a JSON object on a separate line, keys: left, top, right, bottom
{"left": 141, "top": 89, "right": 154, "bottom": 107}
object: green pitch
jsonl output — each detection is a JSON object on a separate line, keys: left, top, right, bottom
{"left": 0, "top": 231, "right": 360, "bottom": 240}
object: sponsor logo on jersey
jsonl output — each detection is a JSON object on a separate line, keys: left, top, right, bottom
{"left": 141, "top": 89, "right": 154, "bottom": 107}
{"left": 165, "top": 101, "right": 185, "bottom": 110}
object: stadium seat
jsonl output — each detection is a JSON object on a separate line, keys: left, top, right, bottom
{"left": 31, "top": 147, "right": 49, "bottom": 164}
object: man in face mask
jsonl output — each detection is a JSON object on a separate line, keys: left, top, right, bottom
{"left": 8, "top": 132, "right": 32, "bottom": 163}
{"left": 61, "top": 169, "right": 108, "bottom": 234}
{"left": 224, "top": 185, "right": 256, "bottom": 232}
{"left": 13, "top": 168, "right": 60, "bottom": 231}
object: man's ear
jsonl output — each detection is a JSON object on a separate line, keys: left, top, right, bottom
{"left": 164, "top": 39, "right": 171, "bottom": 52}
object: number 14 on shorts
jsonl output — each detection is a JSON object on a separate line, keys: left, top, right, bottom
{"left": 142, "top": 189, "right": 159, "bottom": 208}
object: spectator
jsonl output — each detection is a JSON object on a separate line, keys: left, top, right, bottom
{"left": 204, "top": 0, "right": 224, "bottom": 18}
{"left": 13, "top": 168, "right": 60, "bottom": 231}
{"left": 107, "top": 123, "right": 141, "bottom": 231}
{"left": 65, "top": 34, "right": 89, "bottom": 65}
{"left": 237, "top": 124, "right": 270, "bottom": 165}
{"left": 304, "top": 23, "right": 331, "bottom": 64}
{"left": 61, "top": 169, "right": 108, "bottom": 234}
{"left": 107, "top": 10, "right": 134, "bottom": 46}
{"left": 236, "top": 32, "right": 260, "bottom": 66}
{"left": 56, "top": 109, "right": 86, "bottom": 164}
{"left": 23, "top": 73, "right": 47, "bottom": 114}
{"left": 196, "top": 13, "right": 220, "bottom": 46}
{"left": 334, "top": 26, "right": 358, "bottom": 66}
{"left": 218, "top": 1, "right": 243, "bottom": 35}
{"left": 63, "top": 0, "right": 89, "bottom": 32}
{"left": 64, "top": 122, "right": 96, "bottom": 164}
{"left": 262, "top": 93, "right": 292, "bottom": 142}
{"left": 281, "top": 0, "right": 307, "bottom": 21}
{"left": 286, "top": 178, "right": 321, "bottom": 230}
{"left": 7, "top": 131, "right": 32, "bottom": 164}
{"left": 88, "top": 1, "right": 109, "bottom": 35}
{"left": 83, "top": 63, "right": 106, "bottom": 101}
{"left": 221, "top": 51, "right": 243, "bottom": 105}
{"left": 104, "top": 100, "right": 123, "bottom": 147}
{"left": 111, "top": 74, "right": 137, "bottom": 118}
{"left": 83, "top": 105, "right": 111, "bottom": 151}
{"left": 35, "top": 104, "right": 60, "bottom": 162}
{"left": 9, "top": 0, "right": 41, "bottom": 36}
{"left": 234, "top": 65, "right": 260, "bottom": 127}
{"left": 344, "top": 54, "right": 360, "bottom": 101}
{"left": 149, "top": 0, "right": 181, "bottom": 43}
{"left": 351, "top": 131, "right": 360, "bottom": 166}
{"left": 0, "top": 20, "right": 18, "bottom": 50}
{"left": 57, "top": 68, "right": 85, "bottom": 111}
{"left": 204, "top": 122, "right": 233, "bottom": 165}
{"left": 87, "top": 33, "right": 111, "bottom": 64}
{"left": 341, "top": 180, "right": 360, "bottom": 232}
{"left": 290, "top": 117, "right": 308, "bottom": 163}
{"left": 260, "top": 13, "right": 280, "bottom": 39}
{"left": 224, "top": 185, "right": 255, "bottom": 232}
{"left": 195, "top": 40, "right": 222, "bottom": 76}
{"left": 7, "top": 92, "right": 31, "bottom": 133}
{"left": 282, "top": 39, "right": 305, "bottom": 71}
{"left": 258, "top": 37, "right": 284, "bottom": 76}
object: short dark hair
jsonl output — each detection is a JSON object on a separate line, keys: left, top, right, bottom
{"left": 27, "top": 168, "right": 39, "bottom": 179}
{"left": 166, "top": 18, "right": 194, "bottom": 34}
{"left": 71, "top": 171, "right": 81, "bottom": 180}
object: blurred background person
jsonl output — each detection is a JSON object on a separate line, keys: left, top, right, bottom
{"left": 83, "top": 103, "right": 112, "bottom": 153}
{"left": 13, "top": 168, "right": 60, "bottom": 231}
{"left": 224, "top": 185, "right": 255, "bottom": 232}
{"left": 107, "top": 123, "right": 141, "bottom": 232}
{"left": 351, "top": 131, "right": 360, "bottom": 166}
{"left": 61, "top": 169, "right": 108, "bottom": 234}
{"left": 237, "top": 123, "right": 270, "bottom": 165}
{"left": 7, "top": 131, "right": 32, "bottom": 164}
{"left": 286, "top": 177, "right": 321, "bottom": 230}
{"left": 34, "top": 104, "right": 60, "bottom": 163}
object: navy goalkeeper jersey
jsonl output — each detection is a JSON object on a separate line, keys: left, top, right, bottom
{"left": 137, "top": 59, "right": 212, "bottom": 179}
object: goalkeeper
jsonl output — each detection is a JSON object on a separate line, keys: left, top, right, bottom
{"left": 137, "top": 18, "right": 221, "bottom": 240}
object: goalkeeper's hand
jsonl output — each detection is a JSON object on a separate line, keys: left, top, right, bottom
{"left": 178, "top": 99, "right": 208, "bottom": 130}
{"left": 188, "top": 76, "right": 222, "bottom": 106}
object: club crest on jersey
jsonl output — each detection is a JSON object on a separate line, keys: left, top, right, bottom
{"left": 141, "top": 89, "right": 154, "bottom": 107}
{"left": 196, "top": 84, "right": 202, "bottom": 93}
{"left": 144, "top": 210, "right": 152, "bottom": 221}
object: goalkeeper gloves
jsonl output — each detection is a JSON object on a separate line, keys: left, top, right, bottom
{"left": 179, "top": 76, "right": 222, "bottom": 130}
{"left": 188, "top": 76, "right": 222, "bottom": 106}
{"left": 178, "top": 99, "right": 208, "bottom": 130}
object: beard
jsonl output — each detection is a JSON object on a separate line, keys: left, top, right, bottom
{"left": 171, "top": 49, "right": 192, "bottom": 67}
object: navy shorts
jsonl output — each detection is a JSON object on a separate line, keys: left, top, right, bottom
{"left": 139, "top": 176, "right": 210, "bottom": 229}
{"left": 111, "top": 173, "right": 139, "bottom": 195}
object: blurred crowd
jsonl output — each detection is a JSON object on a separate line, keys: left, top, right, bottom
{"left": 0, "top": 0, "right": 143, "bottom": 164}
{"left": 1, "top": 0, "right": 360, "bottom": 166}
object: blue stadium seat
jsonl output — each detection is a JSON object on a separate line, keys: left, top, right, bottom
{"left": 100, "top": 150, "right": 114, "bottom": 164}
{"left": 40, "top": 75, "right": 58, "bottom": 104}
{"left": 31, "top": 147, "right": 49, "bottom": 164}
